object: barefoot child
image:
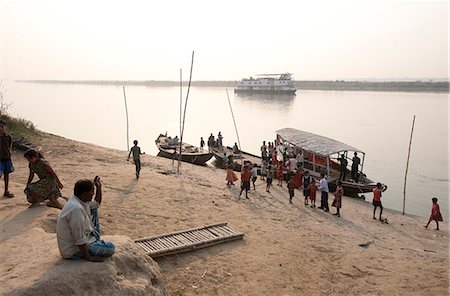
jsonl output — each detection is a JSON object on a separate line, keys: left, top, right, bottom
{"left": 0, "top": 120, "right": 14, "bottom": 198}
{"left": 251, "top": 163, "right": 258, "bottom": 190}
{"left": 425, "top": 197, "right": 443, "bottom": 230}
{"left": 307, "top": 179, "right": 317, "bottom": 208}
{"left": 24, "top": 149, "right": 64, "bottom": 209}
{"left": 260, "top": 160, "right": 267, "bottom": 180}
{"left": 287, "top": 175, "right": 295, "bottom": 204}
{"left": 302, "top": 171, "right": 311, "bottom": 206}
{"left": 276, "top": 162, "right": 284, "bottom": 186}
{"left": 372, "top": 182, "right": 383, "bottom": 221}
{"left": 332, "top": 180, "right": 343, "bottom": 217}
{"left": 266, "top": 165, "right": 273, "bottom": 193}
{"left": 239, "top": 165, "right": 252, "bottom": 199}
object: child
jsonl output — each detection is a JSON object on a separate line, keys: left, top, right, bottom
{"left": 372, "top": 182, "right": 383, "bottom": 221}
{"left": 260, "top": 160, "right": 267, "bottom": 180}
{"left": 226, "top": 157, "right": 238, "bottom": 186}
{"left": 332, "top": 180, "right": 344, "bottom": 217}
{"left": 239, "top": 165, "right": 252, "bottom": 199}
{"left": 276, "top": 162, "right": 284, "bottom": 186}
{"left": 0, "top": 120, "right": 14, "bottom": 198}
{"left": 251, "top": 163, "right": 258, "bottom": 190}
{"left": 287, "top": 176, "right": 295, "bottom": 204}
{"left": 127, "top": 140, "right": 145, "bottom": 179}
{"left": 425, "top": 197, "right": 443, "bottom": 230}
{"left": 24, "top": 149, "right": 64, "bottom": 209}
{"left": 303, "top": 171, "right": 311, "bottom": 205}
{"left": 307, "top": 179, "right": 317, "bottom": 208}
{"left": 266, "top": 165, "right": 273, "bottom": 193}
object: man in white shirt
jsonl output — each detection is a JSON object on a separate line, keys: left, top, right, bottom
{"left": 56, "top": 177, "right": 115, "bottom": 262}
{"left": 318, "top": 172, "right": 329, "bottom": 212}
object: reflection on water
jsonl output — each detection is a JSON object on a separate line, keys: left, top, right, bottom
{"left": 4, "top": 81, "right": 448, "bottom": 219}
{"left": 234, "top": 92, "right": 296, "bottom": 104}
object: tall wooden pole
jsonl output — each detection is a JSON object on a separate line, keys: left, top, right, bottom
{"left": 177, "top": 69, "right": 182, "bottom": 173}
{"left": 403, "top": 115, "right": 416, "bottom": 215}
{"left": 122, "top": 86, "right": 130, "bottom": 151}
{"left": 226, "top": 89, "right": 243, "bottom": 166}
{"left": 178, "top": 51, "right": 195, "bottom": 173}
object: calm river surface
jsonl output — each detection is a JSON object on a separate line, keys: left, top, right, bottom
{"left": 4, "top": 81, "right": 448, "bottom": 219}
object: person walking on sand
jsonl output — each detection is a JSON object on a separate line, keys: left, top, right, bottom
{"left": 226, "top": 156, "right": 238, "bottom": 186}
{"left": 332, "top": 180, "right": 344, "bottom": 217}
{"left": 318, "top": 172, "right": 329, "bottom": 212}
{"left": 239, "top": 165, "right": 252, "bottom": 199}
{"left": 372, "top": 182, "right": 384, "bottom": 221}
{"left": 287, "top": 175, "right": 295, "bottom": 204}
{"left": 307, "top": 179, "right": 318, "bottom": 208}
{"left": 0, "top": 120, "right": 14, "bottom": 198}
{"left": 266, "top": 165, "right": 273, "bottom": 193}
{"left": 56, "top": 177, "right": 115, "bottom": 261}
{"left": 127, "top": 140, "right": 144, "bottom": 179}
{"left": 425, "top": 197, "right": 443, "bottom": 230}
{"left": 261, "top": 160, "right": 267, "bottom": 181}
{"left": 251, "top": 163, "right": 258, "bottom": 190}
{"left": 24, "top": 149, "right": 64, "bottom": 209}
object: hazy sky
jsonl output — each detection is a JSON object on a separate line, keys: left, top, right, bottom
{"left": 0, "top": 0, "right": 448, "bottom": 81}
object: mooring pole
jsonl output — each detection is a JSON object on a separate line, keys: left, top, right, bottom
{"left": 403, "top": 115, "right": 416, "bottom": 215}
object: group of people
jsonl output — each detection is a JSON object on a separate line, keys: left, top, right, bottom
{"left": 204, "top": 132, "right": 224, "bottom": 152}
{"left": 0, "top": 119, "right": 115, "bottom": 262}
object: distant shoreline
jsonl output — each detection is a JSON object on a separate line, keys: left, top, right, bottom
{"left": 17, "top": 79, "right": 449, "bottom": 93}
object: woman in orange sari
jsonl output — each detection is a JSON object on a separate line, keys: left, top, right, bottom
{"left": 225, "top": 156, "right": 238, "bottom": 186}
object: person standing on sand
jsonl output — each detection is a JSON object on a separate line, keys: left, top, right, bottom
{"left": 239, "top": 165, "right": 252, "bottom": 199}
{"left": 287, "top": 176, "right": 295, "bottom": 204}
{"left": 307, "top": 179, "right": 317, "bottom": 208}
{"left": 372, "top": 182, "right": 384, "bottom": 221}
{"left": 424, "top": 197, "right": 443, "bottom": 230}
{"left": 318, "top": 172, "right": 329, "bottom": 212}
{"left": 276, "top": 162, "right": 284, "bottom": 186}
{"left": 0, "top": 120, "right": 14, "bottom": 198}
{"left": 127, "top": 140, "right": 144, "bottom": 179}
{"left": 302, "top": 171, "right": 311, "bottom": 205}
{"left": 56, "top": 177, "right": 115, "bottom": 261}
{"left": 226, "top": 156, "right": 238, "bottom": 186}
{"left": 24, "top": 149, "right": 64, "bottom": 209}
{"left": 260, "top": 160, "right": 267, "bottom": 181}
{"left": 332, "top": 180, "right": 344, "bottom": 217}
{"left": 251, "top": 163, "right": 258, "bottom": 190}
{"left": 266, "top": 165, "right": 273, "bottom": 193}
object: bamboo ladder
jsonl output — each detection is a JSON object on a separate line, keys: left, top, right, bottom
{"left": 134, "top": 222, "right": 244, "bottom": 258}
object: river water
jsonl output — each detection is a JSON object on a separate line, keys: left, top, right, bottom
{"left": 3, "top": 81, "right": 448, "bottom": 219}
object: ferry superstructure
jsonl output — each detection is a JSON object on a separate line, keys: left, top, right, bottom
{"left": 234, "top": 73, "right": 297, "bottom": 94}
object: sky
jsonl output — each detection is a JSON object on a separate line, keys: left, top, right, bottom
{"left": 0, "top": 0, "right": 448, "bottom": 81}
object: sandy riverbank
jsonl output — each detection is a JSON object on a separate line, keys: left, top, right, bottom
{"left": 0, "top": 132, "right": 448, "bottom": 295}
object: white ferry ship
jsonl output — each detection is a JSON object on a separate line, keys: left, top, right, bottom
{"left": 234, "top": 73, "right": 297, "bottom": 94}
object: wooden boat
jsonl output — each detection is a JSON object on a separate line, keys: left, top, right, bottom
{"left": 276, "top": 128, "right": 387, "bottom": 198}
{"left": 211, "top": 145, "right": 261, "bottom": 172}
{"left": 155, "top": 134, "right": 213, "bottom": 165}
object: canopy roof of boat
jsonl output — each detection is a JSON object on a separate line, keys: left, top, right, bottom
{"left": 276, "top": 128, "right": 364, "bottom": 157}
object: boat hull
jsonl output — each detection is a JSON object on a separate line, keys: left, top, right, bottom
{"left": 155, "top": 135, "right": 213, "bottom": 166}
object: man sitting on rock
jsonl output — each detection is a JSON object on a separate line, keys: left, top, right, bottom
{"left": 56, "top": 176, "right": 115, "bottom": 262}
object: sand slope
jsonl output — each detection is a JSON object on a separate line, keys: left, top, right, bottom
{"left": 0, "top": 133, "right": 448, "bottom": 296}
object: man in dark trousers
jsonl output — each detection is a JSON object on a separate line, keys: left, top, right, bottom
{"left": 339, "top": 154, "right": 348, "bottom": 181}
{"left": 351, "top": 152, "right": 361, "bottom": 182}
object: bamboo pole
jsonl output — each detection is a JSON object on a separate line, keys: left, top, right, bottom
{"left": 403, "top": 115, "right": 416, "bottom": 215}
{"left": 178, "top": 69, "right": 182, "bottom": 173}
{"left": 226, "top": 89, "right": 243, "bottom": 167}
{"left": 178, "top": 51, "right": 195, "bottom": 173}
{"left": 122, "top": 86, "right": 130, "bottom": 151}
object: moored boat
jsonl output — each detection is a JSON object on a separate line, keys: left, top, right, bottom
{"left": 276, "top": 128, "right": 387, "bottom": 198}
{"left": 155, "top": 134, "right": 213, "bottom": 165}
{"left": 211, "top": 145, "right": 261, "bottom": 172}
{"left": 234, "top": 73, "right": 297, "bottom": 94}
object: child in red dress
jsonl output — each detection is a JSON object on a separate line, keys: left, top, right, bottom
{"left": 307, "top": 179, "right": 317, "bottom": 208}
{"left": 276, "top": 162, "right": 284, "bottom": 187}
{"left": 425, "top": 197, "right": 443, "bottom": 230}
